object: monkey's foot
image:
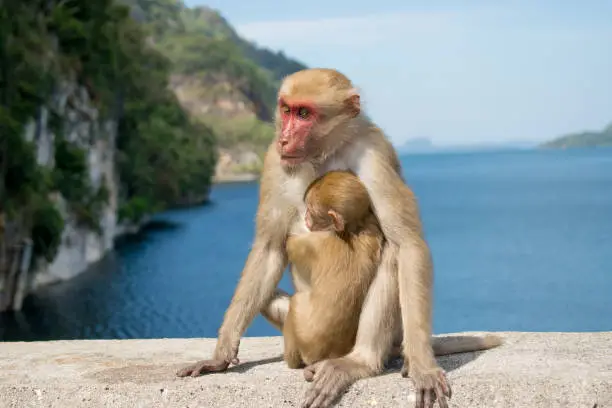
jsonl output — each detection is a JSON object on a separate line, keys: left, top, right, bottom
{"left": 301, "top": 358, "right": 364, "bottom": 408}
{"left": 402, "top": 364, "right": 451, "bottom": 408}
{"left": 285, "top": 356, "right": 306, "bottom": 369}
{"left": 176, "top": 358, "right": 235, "bottom": 377}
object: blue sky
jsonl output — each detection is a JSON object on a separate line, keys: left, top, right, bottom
{"left": 185, "top": 0, "right": 612, "bottom": 146}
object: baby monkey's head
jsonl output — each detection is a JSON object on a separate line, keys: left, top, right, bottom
{"left": 303, "top": 170, "right": 372, "bottom": 233}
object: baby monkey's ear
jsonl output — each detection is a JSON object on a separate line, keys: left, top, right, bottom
{"left": 345, "top": 87, "right": 360, "bottom": 117}
{"left": 327, "top": 209, "right": 345, "bottom": 232}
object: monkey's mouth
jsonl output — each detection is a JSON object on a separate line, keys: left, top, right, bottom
{"left": 281, "top": 154, "right": 306, "bottom": 164}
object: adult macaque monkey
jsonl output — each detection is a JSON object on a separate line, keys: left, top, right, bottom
{"left": 177, "top": 68, "right": 503, "bottom": 408}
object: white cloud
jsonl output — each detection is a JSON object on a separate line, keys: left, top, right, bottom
{"left": 235, "top": 11, "right": 464, "bottom": 49}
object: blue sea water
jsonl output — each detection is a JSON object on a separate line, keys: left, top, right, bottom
{"left": 1, "top": 147, "right": 611, "bottom": 341}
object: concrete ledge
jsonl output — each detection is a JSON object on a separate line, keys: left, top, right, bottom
{"left": 1, "top": 332, "right": 610, "bottom": 407}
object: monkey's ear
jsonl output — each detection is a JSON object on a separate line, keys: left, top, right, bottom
{"left": 328, "top": 210, "right": 345, "bottom": 232}
{"left": 346, "top": 88, "right": 361, "bottom": 117}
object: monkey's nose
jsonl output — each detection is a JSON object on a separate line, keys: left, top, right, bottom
{"left": 279, "top": 139, "right": 288, "bottom": 146}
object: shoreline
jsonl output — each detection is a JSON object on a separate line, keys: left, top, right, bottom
{"left": 213, "top": 173, "right": 259, "bottom": 184}
{"left": 22, "top": 175, "right": 253, "bottom": 297}
{"left": 26, "top": 187, "right": 212, "bottom": 297}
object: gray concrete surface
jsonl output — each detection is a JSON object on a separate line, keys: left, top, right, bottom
{"left": 0, "top": 332, "right": 610, "bottom": 407}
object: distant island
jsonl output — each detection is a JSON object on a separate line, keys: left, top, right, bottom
{"left": 398, "top": 137, "right": 435, "bottom": 152}
{"left": 541, "top": 122, "right": 612, "bottom": 149}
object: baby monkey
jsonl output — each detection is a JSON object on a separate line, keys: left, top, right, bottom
{"left": 283, "top": 170, "right": 385, "bottom": 368}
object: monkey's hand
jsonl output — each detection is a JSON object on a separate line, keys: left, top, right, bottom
{"left": 402, "top": 363, "right": 452, "bottom": 408}
{"left": 176, "top": 359, "right": 230, "bottom": 377}
{"left": 176, "top": 339, "right": 240, "bottom": 377}
{"left": 301, "top": 357, "right": 368, "bottom": 408}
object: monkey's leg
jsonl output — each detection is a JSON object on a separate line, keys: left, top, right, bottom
{"left": 282, "top": 298, "right": 306, "bottom": 369}
{"left": 261, "top": 288, "right": 291, "bottom": 331}
{"left": 288, "top": 291, "right": 338, "bottom": 368}
{"left": 301, "top": 245, "right": 400, "bottom": 408}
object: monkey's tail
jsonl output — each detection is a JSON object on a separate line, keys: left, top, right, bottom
{"left": 432, "top": 334, "right": 503, "bottom": 356}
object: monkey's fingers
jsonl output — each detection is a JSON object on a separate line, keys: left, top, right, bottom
{"left": 411, "top": 368, "right": 451, "bottom": 408}
{"left": 303, "top": 383, "right": 337, "bottom": 408}
{"left": 415, "top": 389, "right": 425, "bottom": 408}
{"left": 433, "top": 383, "right": 449, "bottom": 408}
{"left": 175, "top": 359, "right": 229, "bottom": 377}
{"left": 437, "top": 370, "right": 452, "bottom": 400}
{"left": 302, "top": 376, "right": 336, "bottom": 408}
{"left": 301, "top": 360, "right": 351, "bottom": 408}
{"left": 303, "top": 363, "right": 320, "bottom": 382}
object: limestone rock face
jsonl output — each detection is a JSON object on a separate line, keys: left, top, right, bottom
{"left": 24, "top": 81, "right": 120, "bottom": 288}
{"left": 0, "top": 332, "right": 610, "bottom": 407}
{"left": 213, "top": 148, "right": 261, "bottom": 183}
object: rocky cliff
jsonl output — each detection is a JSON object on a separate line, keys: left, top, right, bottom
{"left": 128, "top": 0, "right": 307, "bottom": 181}
{"left": 0, "top": 79, "right": 116, "bottom": 308}
{"left": 0, "top": 0, "right": 216, "bottom": 310}
{"left": 25, "top": 81, "right": 119, "bottom": 288}
{"left": 1, "top": 0, "right": 306, "bottom": 308}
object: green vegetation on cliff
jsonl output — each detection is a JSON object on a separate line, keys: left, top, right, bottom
{"left": 52, "top": 133, "right": 109, "bottom": 233}
{"left": 126, "top": 0, "right": 307, "bottom": 174}
{"left": 1, "top": 0, "right": 66, "bottom": 262}
{"left": 541, "top": 123, "right": 612, "bottom": 149}
{"left": 1, "top": 0, "right": 305, "bottom": 271}
{"left": 0, "top": 0, "right": 216, "bottom": 267}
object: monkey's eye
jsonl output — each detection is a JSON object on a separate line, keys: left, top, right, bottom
{"left": 280, "top": 104, "right": 290, "bottom": 114}
{"left": 297, "top": 107, "right": 310, "bottom": 119}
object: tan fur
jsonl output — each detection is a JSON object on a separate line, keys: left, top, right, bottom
{"left": 177, "top": 68, "right": 503, "bottom": 408}
{"left": 390, "top": 334, "right": 505, "bottom": 358}
{"left": 282, "top": 171, "right": 384, "bottom": 368}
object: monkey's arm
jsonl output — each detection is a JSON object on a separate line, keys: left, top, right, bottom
{"left": 218, "top": 239, "right": 288, "bottom": 354}
{"left": 357, "top": 146, "right": 450, "bottom": 407}
{"left": 177, "top": 238, "right": 288, "bottom": 377}
{"left": 177, "top": 158, "right": 289, "bottom": 377}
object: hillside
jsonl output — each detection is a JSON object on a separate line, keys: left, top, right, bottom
{"left": 1, "top": 0, "right": 222, "bottom": 306}
{"left": 125, "top": 0, "right": 308, "bottom": 180}
{"left": 541, "top": 122, "right": 612, "bottom": 149}
{"left": 2, "top": 0, "right": 307, "bottom": 304}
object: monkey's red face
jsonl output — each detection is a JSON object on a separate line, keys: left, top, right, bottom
{"left": 277, "top": 98, "right": 318, "bottom": 166}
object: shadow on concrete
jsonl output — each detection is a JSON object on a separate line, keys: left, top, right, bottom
{"left": 382, "top": 334, "right": 498, "bottom": 377}
{"left": 86, "top": 335, "right": 498, "bottom": 388}
{"left": 383, "top": 350, "right": 487, "bottom": 377}
{"left": 227, "top": 354, "right": 284, "bottom": 374}
{"left": 86, "top": 355, "right": 285, "bottom": 385}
